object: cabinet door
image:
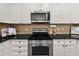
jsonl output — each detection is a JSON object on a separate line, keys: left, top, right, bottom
{"left": 7, "top": 3, "right": 21, "bottom": 23}
{"left": 3, "top": 40, "right": 11, "bottom": 56}
{"left": 50, "top": 4, "right": 72, "bottom": 24}
{"left": 0, "top": 43, "right": 4, "bottom": 56}
{"left": 76, "top": 40, "right": 79, "bottom": 56}
{"left": 21, "top": 3, "right": 31, "bottom": 24}
{"left": 65, "top": 39, "right": 77, "bottom": 56}
{"left": 30, "top": 3, "right": 41, "bottom": 12}
{"left": 40, "top": 3, "right": 50, "bottom": 11}
{"left": 71, "top": 4, "right": 79, "bottom": 23}
{"left": 53, "top": 39, "right": 65, "bottom": 56}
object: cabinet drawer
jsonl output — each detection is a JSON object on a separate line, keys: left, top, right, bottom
{"left": 53, "top": 39, "right": 64, "bottom": 45}
{"left": 11, "top": 40, "right": 28, "bottom": 46}
{"left": 12, "top": 44, "right": 28, "bottom": 47}
{"left": 65, "top": 39, "right": 76, "bottom": 45}
{"left": 12, "top": 49, "right": 28, "bottom": 53}
{"left": 12, "top": 46, "right": 28, "bottom": 50}
{"left": 12, "top": 41, "right": 28, "bottom": 44}
{"left": 12, "top": 52, "right": 28, "bottom": 56}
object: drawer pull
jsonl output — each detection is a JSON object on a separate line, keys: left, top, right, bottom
{"left": 19, "top": 46, "right": 21, "bottom": 48}
{"left": 19, "top": 52, "right": 21, "bottom": 54}
{"left": 70, "top": 41, "right": 72, "bottom": 43}
{"left": 63, "top": 45, "right": 64, "bottom": 47}
{"left": 19, "top": 41, "right": 21, "bottom": 43}
{"left": 65, "top": 45, "right": 67, "bottom": 47}
{"left": 58, "top": 41, "right": 60, "bottom": 43}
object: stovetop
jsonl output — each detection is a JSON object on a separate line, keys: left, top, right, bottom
{"left": 29, "top": 32, "right": 52, "bottom": 40}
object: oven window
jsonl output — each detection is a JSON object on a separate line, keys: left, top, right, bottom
{"left": 32, "top": 46, "right": 49, "bottom": 56}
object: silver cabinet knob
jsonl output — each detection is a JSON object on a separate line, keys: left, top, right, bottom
{"left": 58, "top": 41, "right": 60, "bottom": 43}
{"left": 19, "top": 41, "right": 21, "bottom": 43}
{"left": 65, "top": 45, "right": 67, "bottom": 47}
{"left": 63, "top": 45, "right": 65, "bottom": 47}
{"left": 19, "top": 46, "right": 21, "bottom": 48}
{"left": 19, "top": 51, "right": 21, "bottom": 54}
{"left": 70, "top": 41, "right": 72, "bottom": 43}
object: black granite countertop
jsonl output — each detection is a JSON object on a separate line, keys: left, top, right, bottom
{"left": 10, "top": 34, "right": 77, "bottom": 39}
{"left": 8, "top": 34, "right": 31, "bottom": 40}
{"left": 51, "top": 34, "right": 71, "bottom": 39}
{"left": 0, "top": 34, "right": 79, "bottom": 42}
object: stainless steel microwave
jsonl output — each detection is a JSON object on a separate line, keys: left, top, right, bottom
{"left": 31, "top": 11, "right": 50, "bottom": 23}
{"left": 71, "top": 26, "right": 79, "bottom": 38}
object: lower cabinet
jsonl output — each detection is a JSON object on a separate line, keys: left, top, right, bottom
{"left": 10, "top": 39, "right": 28, "bottom": 56}
{"left": 0, "top": 43, "right": 4, "bottom": 56}
{"left": 53, "top": 39, "right": 65, "bottom": 56}
{"left": 3, "top": 40, "right": 11, "bottom": 56}
{"left": 76, "top": 40, "right": 79, "bottom": 56}
{"left": 0, "top": 39, "right": 78, "bottom": 56}
{"left": 65, "top": 39, "right": 77, "bottom": 56}
{"left": 0, "top": 39, "right": 28, "bottom": 56}
{"left": 53, "top": 39, "right": 77, "bottom": 56}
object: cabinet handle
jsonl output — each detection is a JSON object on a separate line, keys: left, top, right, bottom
{"left": 70, "top": 41, "right": 72, "bottom": 43}
{"left": 63, "top": 45, "right": 65, "bottom": 47}
{"left": 58, "top": 41, "right": 60, "bottom": 43}
{"left": 63, "top": 45, "right": 67, "bottom": 47}
{"left": 19, "top": 46, "right": 21, "bottom": 48}
{"left": 19, "top": 41, "right": 21, "bottom": 43}
{"left": 65, "top": 45, "right": 67, "bottom": 47}
{"left": 19, "top": 52, "right": 21, "bottom": 54}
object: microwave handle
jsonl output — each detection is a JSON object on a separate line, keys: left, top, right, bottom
{"left": 46, "top": 13, "right": 47, "bottom": 21}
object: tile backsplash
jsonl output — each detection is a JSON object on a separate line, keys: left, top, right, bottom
{"left": 0, "top": 23, "right": 72, "bottom": 34}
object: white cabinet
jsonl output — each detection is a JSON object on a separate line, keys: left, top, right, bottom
{"left": 0, "top": 42, "right": 4, "bottom": 56}
{"left": 76, "top": 40, "right": 79, "bottom": 56}
{"left": 0, "top": 39, "right": 28, "bottom": 56}
{"left": 40, "top": 3, "right": 50, "bottom": 11}
{"left": 0, "top": 40, "right": 12, "bottom": 56}
{"left": 8, "top": 4, "right": 21, "bottom": 22}
{"left": 3, "top": 40, "right": 11, "bottom": 56}
{"left": 11, "top": 40, "right": 28, "bottom": 56}
{"left": 30, "top": 3, "right": 50, "bottom": 12}
{"left": 53, "top": 39, "right": 77, "bottom": 56}
{"left": 50, "top": 3, "right": 79, "bottom": 24}
{"left": 19, "top": 3, "right": 31, "bottom": 24}
{"left": 65, "top": 39, "right": 77, "bottom": 56}
{"left": 50, "top": 4, "right": 72, "bottom": 24}
{"left": 0, "top": 4, "right": 10, "bottom": 23}
{"left": 0, "top": 3, "right": 31, "bottom": 24}
{"left": 30, "top": 3, "right": 41, "bottom": 12}
{"left": 53, "top": 39, "right": 65, "bottom": 56}
{"left": 71, "top": 4, "right": 79, "bottom": 24}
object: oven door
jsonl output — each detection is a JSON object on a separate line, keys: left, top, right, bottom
{"left": 32, "top": 46, "right": 49, "bottom": 56}
{"left": 28, "top": 40, "right": 53, "bottom": 56}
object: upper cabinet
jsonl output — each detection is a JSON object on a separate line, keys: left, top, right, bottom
{"left": 8, "top": 3, "right": 31, "bottom": 24}
{"left": 8, "top": 3, "right": 21, "bottom": 23}
{"left": 30, "top": 3, "right": 50, "bottom": 12}
{"left": 71, "top": 4, "right": 79, "bottom": 23}
{"left": 39, "top": 3, "right": 50, "bottom": 11}
{"left": 0, "top": 4, "right": 9, "bottom": 23}
{"left": 0, "top": 3, "right": 31, "bottom": 24}
{"left": 50, "top": 3, "right": 72, "bottom": 24}
{"left": 0, "top": 3, "right": 50, "bottom": 24}
{"left": 1, "top": 3, "right": 79, "bottom": 24}
{"left": 30, "top": 3, "right": 41, "bottom": 12}
{"left": 50, "top": 3, "right": 79, "bottom": 24}
{"left": 21, "top": 3, "right": 31, "bottom": 24}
